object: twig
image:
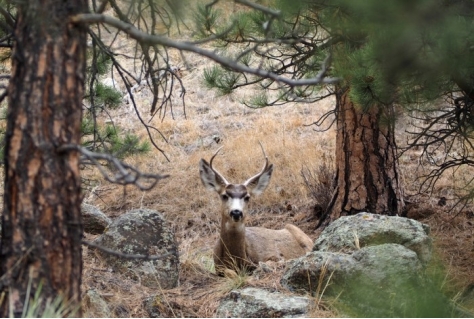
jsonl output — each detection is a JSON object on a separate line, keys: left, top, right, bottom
{"left": 0, "top": 7, "right": 15, "bottom": 29}
{"left": 234, "top": 0, "right": 281, "bottom": 18}
{"left": 82, "top": 240, "right": 178, "bottom": 261}
{"left": 58, "top": 144, "right": 169, "bottom": 190}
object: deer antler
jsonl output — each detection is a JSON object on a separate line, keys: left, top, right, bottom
{"left": 244, "top": 142, "right": 272, "bottom": 187}
{"left": 257, "top": 141, "right": 269, "bottom": 172}
{"left": 209, "top": 146, "right": 223, "bottom": 171}
{"left": 208, "top": 146, "right": 229, "bottom": 186}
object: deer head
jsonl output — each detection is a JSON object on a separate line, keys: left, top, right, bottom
{"left": 199, "top": 145, "right": 313, "bottom": 274}
{"left": 199, "top": 145, "right": 273, "bottom": 225}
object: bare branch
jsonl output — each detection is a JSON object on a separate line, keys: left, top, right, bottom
{"left": 234, "top": 0, "right": 281, "bottom": 17}
{"left": 95, "top": 0, "right": 109, "bottom": 14}
{"left": 86, "top": 30, "right": 173, "bottom": 160}
{"left": 58, "top": 144, "right": 169, "bottom": 190}
{"left": 82, "top": 240, "right": 178, "bottom": 261}
{"left": 70, "top": 13, "right": 340, "bottom": 86}
{"left": 402, "top": 92, "right": 474, "bottom": 210}
{"left": 0, "top": 6, "right": 15, "bottom": 29}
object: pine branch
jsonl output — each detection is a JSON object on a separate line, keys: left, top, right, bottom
{"left": 70, "top": 13, "right": 340, "bottom": 86}
{"left": 58, "top": 144, "right": 169, "bottom": 190}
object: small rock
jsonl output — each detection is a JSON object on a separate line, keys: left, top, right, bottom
{"left": 82, "top": 204, "right": 112, "bottom": 235}
{"left": 113, "top": 304, "right": 130, "bottom": 318}
{"left": 216, "top": 287, "right": 312, "bottom": 318}
{"left": 85, "top": 289, "right": 111, "bottom": 318}
{"left": 143, "top": 295, "right": 168, "bottom": 318}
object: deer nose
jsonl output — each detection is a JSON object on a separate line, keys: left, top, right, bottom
{"left": 230, "top": 210, "right": 243, "bottom": 221}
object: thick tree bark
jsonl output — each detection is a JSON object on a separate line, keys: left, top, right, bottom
{"left": 0, "top": 1, "right": 87, "bottom": 316}
{"left": 318, "top": 87, "right": 404, "bottom": 228}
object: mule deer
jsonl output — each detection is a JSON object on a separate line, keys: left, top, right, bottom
{"left": 199, "top": 145, "right": 313, "bottom": 274}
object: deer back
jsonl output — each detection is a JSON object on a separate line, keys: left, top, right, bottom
{"left": 244, "top": 225, "right": 313, "bottom": 263}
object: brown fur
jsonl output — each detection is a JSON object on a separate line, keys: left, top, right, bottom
{"left": 214, "top": 224, "right": 313, "bottom": 273}
{"left": 199, "top": 147, "right": 313, "bottom": 274}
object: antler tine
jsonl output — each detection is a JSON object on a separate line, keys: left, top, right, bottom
{"left": 243, "top": 142, "right": 272, "bottom": 187}
{"left": 209, "top": 146, "right": 224, "bottom": 171}
{"left": 258, "top": 141, "right": 269, "bottom": 172}
{"left": 208, "top": 146, "right": 230, "bottom": 186}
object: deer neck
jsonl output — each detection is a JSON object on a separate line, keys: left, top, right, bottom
{"left": 219, "top": 219, "right": 247, "bottom": 260}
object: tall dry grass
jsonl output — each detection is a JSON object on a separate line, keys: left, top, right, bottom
{"left": 81, "top": 51, "right": 339, "bottom": 315}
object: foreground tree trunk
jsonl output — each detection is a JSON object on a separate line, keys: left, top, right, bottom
{"left": 318, "top": 87, "right": 404, "bottom": 228}
{"left": 0, "top": 1, "right": 87, "bottom": 316}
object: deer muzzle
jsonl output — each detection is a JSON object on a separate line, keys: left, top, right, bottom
{"left": 230, "top": 209, "right": 243, "bottom": 222}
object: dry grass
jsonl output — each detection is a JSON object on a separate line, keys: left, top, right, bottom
{"left": 81, "top": 45, "right": 339, "bottom": 315}
{"left": 81, "top": 53, "right": 474, "bottom": 315}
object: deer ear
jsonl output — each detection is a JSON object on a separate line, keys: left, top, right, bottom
{"left": 199, "top": 159, "right": 228, "bottom": 193}
{"left": 244, "top": 164, "right": 273, "bottom": 196}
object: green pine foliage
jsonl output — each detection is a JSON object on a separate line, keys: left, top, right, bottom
{"left": 194, "top": 0, "right": 330, "bottom": 104}
{"left": 203, "top": 65, "right": 241, "bottom": 95}
{"left": 85, "top": 50, "right": 121, "bottom": 109}
{"left": 246, "top": 92, "right": 268, "bottom": 108}
{"left": 108, "top": 129, "right": 151, "bottom": 159}
{"left": 193, "top": 4, "right": 220, "bottom": 38}
{"left": 93, "top": 82, "right": 122, "bottom": 109}
{"left": 246, "top": 10, "right": 268, "bottom": 36}
{"left": 81, "top": 116, "right": 150, "bottom": 160}
{"left": 87, "top": 50, "right": 113, "bottom": 76}
{"left": 225, "top": 12, "right": 253, "bottom": 40}
{"left": 80, "top": 41, "right": 149, "bottom": 164}
{"left": 241, "top": 0, "right": 474, "bottom": 112}
{"left": 317, "top": 0, "right": 474, "bottom": 107}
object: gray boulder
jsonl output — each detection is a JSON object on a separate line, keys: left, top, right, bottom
{"left": 314, "top": 212, "right": 432, "bottom": 264}
{"left": 281, "top": 251, "right": 358, "bottom": 295}
{"left": 91, "top": 209, "right": 179, "bottom": 289}
{"left": 282, "top": 213, "right": 455, "bottom": 317}
{"left": 352, "top": 243, "right": 423, "bottom": 286}
{"left": 82, "top": 204, "right": 112, "bottom": 235}
{"left": 347, "top": 244, "right": 454, "bottom": 317}
{"left": 216, "top": 287, "right": 311, "bottom": 318}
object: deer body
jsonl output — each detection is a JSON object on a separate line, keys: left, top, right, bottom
{"left": 199, "top": 146, "right": 313, "bottom": 273}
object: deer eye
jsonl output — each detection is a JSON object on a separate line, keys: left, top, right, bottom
{"left": 221, "top": 194, "right": 229, "bottom": 201}
{"left": 244, "top": 195, "right": 250, "bottom": 202}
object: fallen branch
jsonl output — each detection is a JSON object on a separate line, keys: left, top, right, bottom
{"left": 82, "top": 240, "right": 178, "bottom": 261}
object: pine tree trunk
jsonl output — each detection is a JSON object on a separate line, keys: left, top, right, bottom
{"left": 0, "top": 1, "right": 87, "bottom": 316}
{"left": 318, "top": 87, "right": 404, "bottom": 228}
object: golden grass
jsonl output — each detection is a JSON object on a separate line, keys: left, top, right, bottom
{"left": 81, "top": 72, "right": 339, "bottom": 316}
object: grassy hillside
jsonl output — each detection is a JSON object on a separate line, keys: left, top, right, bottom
{"left": 77, "top": 2, "right": 474, "bottom": 316}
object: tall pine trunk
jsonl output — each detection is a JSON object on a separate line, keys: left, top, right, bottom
{"left": 0, "top": 0, "right": 87, "bottom": 316}
{"left": 318, "top": 87, "right": 404, "bottom": 228}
